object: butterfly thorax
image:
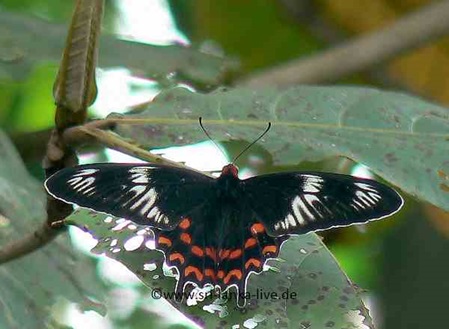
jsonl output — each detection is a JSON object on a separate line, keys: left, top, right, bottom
{"left": 216, "top": 164, "right": 241, "bottom": 201}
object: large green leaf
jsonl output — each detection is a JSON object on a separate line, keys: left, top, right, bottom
{"left": 68, "top": 209, "right": 372, "bottom": 328}
{"left": 0, "top": 10, "right": 237, "bottom": 86}
{"left": 113, "top": 85, "right": 449, "bottom": 212}
{"left": 0, "top": 130, "right": 106, "bottom": 329}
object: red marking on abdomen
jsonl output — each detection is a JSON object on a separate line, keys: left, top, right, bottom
{"left": 217, "top": 270, "right": 225, "bottom": 279}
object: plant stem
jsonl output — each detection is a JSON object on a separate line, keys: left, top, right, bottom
{"left": 241, "top": 0, "right": 449, "bottom": 86}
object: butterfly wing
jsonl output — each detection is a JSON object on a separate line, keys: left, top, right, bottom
{"left": 44, "top": 163, "right": 215, "bottom": 230}
{"left": 242, "top": 172, "right": 403, "bottom": 236}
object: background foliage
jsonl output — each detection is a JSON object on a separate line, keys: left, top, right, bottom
{"left": 1, "top": 0, "right": 449, "bottom": 328}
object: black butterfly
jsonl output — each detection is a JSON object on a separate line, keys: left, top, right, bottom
{"left": 44, "top": 161, "right": 403, "bottom": 306}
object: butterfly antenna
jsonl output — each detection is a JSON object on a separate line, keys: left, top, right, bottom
{"left": 232, "top": 122, "right": 271, "bottom": 164}
{"left": 199, "top": 117, "right": 228, "bottom": 159}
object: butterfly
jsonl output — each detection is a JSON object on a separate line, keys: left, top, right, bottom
{"left": 44, "top": 160, "right": 403, "bottom": 306}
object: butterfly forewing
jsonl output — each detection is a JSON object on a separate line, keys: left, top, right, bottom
{"left": 44, "top": 163, "right": 215, "bottom": 230}
{"left": 243, "top": 172, "right": 403, "bottom": 236}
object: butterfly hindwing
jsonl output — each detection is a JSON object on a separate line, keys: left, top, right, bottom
{"left": 44, "top": 163, "right": 215, "bottom": 230}
{"left": 152, "top": 204, "right": 285, "bottom": 306}
{"left": 243, "top": 172, "right": 403, "bottom": 236}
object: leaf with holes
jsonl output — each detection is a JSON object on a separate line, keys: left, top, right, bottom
{"left": 113, "top": 85, "right": 449, "bottom": 212}
{"left": 68, "top": 208, "right": 374, "bottom": 328}
{"left": 0, "top": 131, "right": 106, "bottom": 329}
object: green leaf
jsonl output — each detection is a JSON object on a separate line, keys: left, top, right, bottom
{"left": 0, "top": 10, "right": 237, "bottom": 86}
{"left": 68, "top": 209, "right": 372, "bottom": 328}
{"left": 0, "top": 130, "right": 106, "bottom": 329}
{"left": 113, "top": 85, "right": 449, "bottom": 212}
{"left": 285, "top": 242, "right": 373, "bottom": 329}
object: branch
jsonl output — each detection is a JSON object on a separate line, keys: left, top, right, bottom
{"left": 241, "top": 0, "right": 449, "bottom": 86}
{"left": 73, "top": 126, "right": 184, "bottom": 166}
{"left": 63, "top": 124, "right": 212, "bottom": 176}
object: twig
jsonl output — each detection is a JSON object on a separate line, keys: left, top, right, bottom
{"left": 69, "top": 126, "right": 211, "bottom": 176}
{"left": 241, "top": 0, "right": 449, "bottom": 86}
{"left": 79, "top": 126, "right": 181, "bottom": 165}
